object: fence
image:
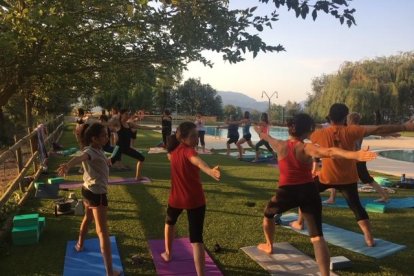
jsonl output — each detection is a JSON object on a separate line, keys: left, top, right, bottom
{"left": 0, "top": 115, "right": 64, "bottom": 238}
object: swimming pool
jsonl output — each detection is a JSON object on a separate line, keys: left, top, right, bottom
{"left": 205, "top": 126, "right": 289, "bottom": 141}
{"left": 378, "top": 150, "right": 414, "bottom": 163}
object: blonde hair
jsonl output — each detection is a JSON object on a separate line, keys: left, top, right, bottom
{"left": 347, "top": 112, "right": 361, "bottom": 125}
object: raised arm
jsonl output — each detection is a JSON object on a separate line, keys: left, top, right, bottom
{"left": 303, "top": 144, "right": 377, "bottom": 161}
{"left": 189, "top": 155, "right": 220, "bottom": 181}
{"left": 254, "top": 126, "right": 284, "bottom": 152}
{"left": 57, "top": 152, "right": 89, "bottom": 176}
{"left": 363, "top": 118, "right": 414, "bottom": 136}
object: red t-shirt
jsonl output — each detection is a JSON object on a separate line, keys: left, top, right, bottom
{"left": 278, "top": 140, "right": 313, "bottom": 186}
{"left": 168, "top": 143, "right": 205, "bottom": 209}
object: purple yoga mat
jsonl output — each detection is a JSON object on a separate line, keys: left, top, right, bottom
{"left": 59, "top": 177, "right": 151, "bottom": 189}
{"left": 148, "top": 238, "right": 223, "bottom": 276}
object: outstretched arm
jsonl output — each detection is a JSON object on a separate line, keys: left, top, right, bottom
{"left": 304, "top": 144, "right": 377, "bottom": 161}
{"left": 254, "top": 125, "right": 283, "bottom": 152}
{"left": 57, "top": 153, "right": 89, "bottom": 176}
{"left": 363, "top": 118, "right": 414, "bottom": 136}
{"left": 189, "top": 155, "right": 220, "bottom": 181}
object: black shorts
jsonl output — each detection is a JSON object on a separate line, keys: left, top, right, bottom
{"left": 227, "top": 135, "right": 239, "bottom": 145}
{"left": 314, "top": 177, "right": 368, "bottom": 221}
{"left": 82, "top": 186, "right": 108, "bottom": 207}
{"left": 112, "top": 146, "right": 145, "bottom": 162}
{"left": 165, "top": 205, "right": 206, "bottom": 243}
{"left": 243, "top": 134, "right": 252, "bottom": 141}
{"left": 264, "top": 182, "right": 323, "bottom": 237}
{"left": 356, "top": 162, "right": 374, "bottom": 183}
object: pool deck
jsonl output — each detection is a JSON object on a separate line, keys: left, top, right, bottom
{"left": 204, "top": 135, "right": 414, "bottom": 178}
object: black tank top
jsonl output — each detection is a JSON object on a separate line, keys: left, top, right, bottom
{"left": 117, "top": 123, "right": 135, "bottom": 149}
{"left": 162, "top": 116, "right": 172, "bottom": 131}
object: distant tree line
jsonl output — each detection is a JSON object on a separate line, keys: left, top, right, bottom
{"left": 305, "top": 52, "right": 414, "bottom": 124}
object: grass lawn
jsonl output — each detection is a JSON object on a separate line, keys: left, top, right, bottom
{"left": 401, "top": 131, "right": 414, "bottom": 138}
{"left": 1, "top": 124, "right": 414, "bottom": 275}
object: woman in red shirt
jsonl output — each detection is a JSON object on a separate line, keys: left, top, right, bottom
{"left": 162, "top": 122, "right": 220, "bottom": 276}
{"left": 255, "top": 113, "right": 377, "bottom": 276}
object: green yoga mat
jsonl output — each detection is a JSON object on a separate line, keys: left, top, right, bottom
{"left": 280, "top": 213, "right": 406, "bottom": 259}
{"left": 322, "top": 196, "right": 414, "bottom": 209}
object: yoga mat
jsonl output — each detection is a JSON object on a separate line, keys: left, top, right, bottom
{"left": 63, "top": 236, "right": 123, "bottom": 276}
{"left": 35, "top": 184, "right": 60, "bottom": 199}
{"left": 241, "top": 242, "right": 338, "bottom": 276}
{"left": 280, "top": 213, "right": 406, "bottom": 259}
{"left": 322, "top": 196, "right": 414, "bottom": 209}
{"left": 196, "top": 149, "right": 213, "bottom": 155}
{"left": 148, "top": 237, "right": 223, "bottom": 276}
{"left": 59, "top": 177, "right": 151, "bottom": 189}
{"left": 148, "top": 147, "right": 168, "bottom": 154}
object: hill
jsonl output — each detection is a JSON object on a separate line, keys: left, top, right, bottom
{"left": 217, "top": 91, "right": 268, "bottom": 112}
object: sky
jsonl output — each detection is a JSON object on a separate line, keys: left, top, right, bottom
{"left": 182, "top": 0, "right": 414, "bottom": 105}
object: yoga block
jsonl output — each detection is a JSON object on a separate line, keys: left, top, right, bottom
{"left": 34, "top": 182, "right": 45, "bottom": 189}
{"left": 39, "top": 217, "right": 46, "bottom": 232}
{"left": 365, "top": 203, "right": 386, "bottom": 213}
{"left": 12, "top": 236, "right": 39, "bottom": 245}
{"left": 13, "top": 213, "right": 39, "bottom": 227}
{"left": 330, "top": 256, "right": 352, "bottom": 270}
{"left": 48, "top": 177, "right": 64, "bottom": 185}
{"left": 12, "top": 225, "right": 39, "bottom": 238}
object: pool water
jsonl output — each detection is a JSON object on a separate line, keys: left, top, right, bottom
{"left": 205, "top": 126, "right": 289, "bottom": 141}
{"left": 378, "top": 150, "right": 414, "bottom": 163}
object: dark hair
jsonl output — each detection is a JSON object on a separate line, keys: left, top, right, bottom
{"left": 244, "top": 111, "right": 250, "bottom": 119}
{"left": 81, "top": 123, "right": 105, "bottom": 146}
{"left": 261, "top": 113, "right": 269, "bottom": 124}
{"left": 99, "top": 114, "right": 109, "bottom": 122}
{"left": 329, "top": 103, "right": 349, "bottom": 124}
{"left": 77, "top": 108, "right": 85, "bottom": 116}
{"left": 167, "top": 122, "right": 196, "bottom": 152}
{"left": 287, "top": 113, "right": 315, "bottom": 138}
{"left": 164, "top": 109, "right": 171, "bottom": 116}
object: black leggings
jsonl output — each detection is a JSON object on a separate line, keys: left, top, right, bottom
{"left": 111, "top": 146, "right": 145, "bottom": 163}
{"left": 316, "top": 177, "right": 369, "bottom": 221}
{"left": 264, "top": 183, "right": 323, "bottom": 237}
{"left": 255, "top": 139, "right": 274, "bottom": 153}
{"left": 162, "top": 130, "right": 171, "bottom": 146}
{"left": 198, "top": 131, "right": 205, "bottom": 147}
{"left": 165, "top": 205, "right": 206, "bottom": 243}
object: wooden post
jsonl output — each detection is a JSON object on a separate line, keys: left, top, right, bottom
{"left": 28, "top": 127, "right": 38, "bottom": 172}
{"left": 14, "top": 135, "right": 23, "bottom": 192}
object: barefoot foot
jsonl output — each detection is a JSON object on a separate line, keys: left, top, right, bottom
{"left": 257, "top": 243, "right": 273, "bottom": 254}
{"left": 289, "top": 221, "right": 304, "bottom": 231}
{"left": 322, "top": 199, "right": 335, "bottom": 204}
{"left": 161, "top": 252, "right": 171, "bottom": 262}
{"left": 74, "top": 242, "right": 83, "bottom": 252}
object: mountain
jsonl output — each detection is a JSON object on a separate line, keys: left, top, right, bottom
{"left": 217, "top": 91, "right": 268, "bottom": 112}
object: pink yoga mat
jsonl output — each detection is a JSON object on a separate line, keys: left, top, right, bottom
{"left": 59, "top": 177, "right": 151, "bottom": 189}
{"left": 148, "top": 238, "right": 222, "bottom": 276}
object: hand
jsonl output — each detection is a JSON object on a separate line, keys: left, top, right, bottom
{"left": 57, "top": 163, "right": 69, "bottom": 176}
{"left": 356, "top": 146, "right": 377, "bottom": 161}
{"left": 210, "top": 165, "right": 221, "bottom": 181}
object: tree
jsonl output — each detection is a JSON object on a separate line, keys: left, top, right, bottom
{"left": 1, "top": 0, "right": 357, "bottom": 108}
{"left": 175, "top": 78, "right": 223, "bottom": 116}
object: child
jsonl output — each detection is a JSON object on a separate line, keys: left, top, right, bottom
{"left": 74, "top": 108, "right": 88, "bottom": 148}
{"left": 236, "top": 111, "right": 255, "bottom": 159}
{"left": 161, "top": 109, "right": 173, "bottom": 148}
{"left": 57, "top": 123, "right": 120, "bottom": 276}
{"left": 161, "top": 122, "right": 220, "bottom": 276}
{"left": 253, "top": 112, "right": 275, "bottom": 162}
{"left": 254, "top": 113, "right": 377, "bottom": 276}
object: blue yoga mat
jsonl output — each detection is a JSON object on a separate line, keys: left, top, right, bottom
{"left": 280, "top": 213, "right": 406, "bottom": 259}
{"left": 322, "top": 197, "right": 414, "bottom": 209}
{"left": 63, "top": 236, "right": 124, "bottom": 276}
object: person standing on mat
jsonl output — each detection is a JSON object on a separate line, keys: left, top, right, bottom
{"left": 161, "top": 122, "right": 220, "bottom": 276}
{"left": 253, "top": 112, "right": 275, "bottom": 162}
{"left": 236, "top": 111, "right": 255, "bottom": 159}
{"left": 111, "top": 109, "right": 158, "bottom": 180}
{"left": 161, "top": 109, "right": 173, "bottom": 148}
{"left": 217, "top": 115, "right": 240, "bottom": 156}
{"left": 291, "top": 103, "right": 414, "bottom": 247}
{"left": 57, "top": 123, "right": 120, "bottom": 276}
{"left": 323, "top": 112, "right": 390, "bottom": 204}
{"left": 254, "top": 113, "right": 378, "bottom": 276}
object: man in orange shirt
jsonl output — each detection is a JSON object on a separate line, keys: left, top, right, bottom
{"left": 291, "top": 103, "right": 414, "bottom": 246}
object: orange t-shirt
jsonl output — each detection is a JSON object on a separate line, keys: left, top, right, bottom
{"left": 310, "top": 125, "right": 366, "bottom": 185}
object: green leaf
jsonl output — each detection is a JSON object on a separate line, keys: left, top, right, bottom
{"left": 255, "top": 24, "right": 263, "bottom": 31}
{"left": 312, "top": 9, "right": 317, "bottom": 21}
